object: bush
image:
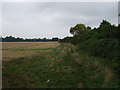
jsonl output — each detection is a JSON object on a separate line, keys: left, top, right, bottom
{"left": 59, "top": 37, "right": 73, "bottom": 43}
{"left": 78, "top": 38, "right": 119, "bottom": 62}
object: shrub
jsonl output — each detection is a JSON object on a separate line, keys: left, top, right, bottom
{"left": 78, "top": 38, "right": 119, "bottom": 62}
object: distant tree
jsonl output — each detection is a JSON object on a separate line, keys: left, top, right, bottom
{"left": 4, "top": 36, "right": 16, "bottom": 42}
{"left": 2, "top": 36, "right": 61, "bottom": 42}
{"left": 43, "top": 38, "right": 46, "bottom": 42}
{"left": 0, "top": 37, "right": 2, "bottom": 42}
{"left": 16, "top": 37, "right": 24, "bottom": 42}
{"left": 70, "top": 24, "right": 86, "bottom": 35}
{"left": 52, "top": 37, "right": 59, "bottom": 41}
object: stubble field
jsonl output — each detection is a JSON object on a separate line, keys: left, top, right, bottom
{"left": 2, "top": 42, "right": 59, "bottom": 61}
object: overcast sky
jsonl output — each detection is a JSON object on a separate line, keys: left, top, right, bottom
{"left": 1, "top": 2, "right": 118, "bottom": 39}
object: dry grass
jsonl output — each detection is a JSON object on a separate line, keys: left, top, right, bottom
{"left": 2, "top": 42, "right": 59, "bottom": 49}
{"left": 2, "top": 42, "right": 59, "bottom": 61}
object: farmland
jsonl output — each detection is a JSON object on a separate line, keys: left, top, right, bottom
{"left": 2, "top": 42, "right": 59, "bottom": 61}
{"left": 2, "top": 42, "right": 119, "bottom": 88}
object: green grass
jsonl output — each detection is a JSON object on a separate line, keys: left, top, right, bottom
{"left": 4, "top": 48, "right": 53, "bottom": 51}
{"left": 2, "top": 44, "right": 119, "bottom": 88}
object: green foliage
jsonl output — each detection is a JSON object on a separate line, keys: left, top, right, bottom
{"left": 78, "top": 38, "right": 118, "bottom": 62}
{"left": 86, "top": 26, "right": 91, "bottom": 30}
{"left": 60, "top": 20, "right": 119, "bottom": 62}
{"left": 70, "top": 24, "right": 87, "bottom": 35}
{"left": 59, "top": 37, "right": 73, "bottom": 43}
{"left": 60, "top": 20, "right": 119, "bottom": 78}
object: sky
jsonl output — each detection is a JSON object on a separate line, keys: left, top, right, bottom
{"left": 118, "top": 1, "right": 120, "bottom": 24}
{"left": 1, "top": 2, "right": 118, "bottom": 39}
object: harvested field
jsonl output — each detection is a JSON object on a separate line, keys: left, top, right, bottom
{"left": 2, "top": 42, "right": 59, "bottom": 61}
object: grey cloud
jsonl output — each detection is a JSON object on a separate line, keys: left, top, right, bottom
{"left": 2, "top": 2, "right": 118, "bottom": 38}
{"left": 118, "top": 1, "right": 120, "bottom": 24}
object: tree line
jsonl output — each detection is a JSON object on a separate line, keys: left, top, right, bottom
{"left": 60, "top": 20, "right": 119, "bottom": 76}
{"left": 1, "top": 36, "right": 59, "bottom": 42}
{"left": 60, "top": 20, "right": 119, "bottom": 44}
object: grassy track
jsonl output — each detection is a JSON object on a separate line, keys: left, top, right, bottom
{"left": 2, "top": 44, "right": 119, "bottom": 88}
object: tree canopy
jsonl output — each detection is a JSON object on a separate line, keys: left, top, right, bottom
{"left": 60, "top": 20, "right": 119, "bottom": 63}
{"left": 70, "top": 24, "right": 87, "bottom": 35}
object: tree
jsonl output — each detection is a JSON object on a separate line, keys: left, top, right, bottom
{"left": 4, "top": 36, "right": 16, "bottom": 42}
{"left": 43, "top": 38, "right": 46, "bottom": 42}
{"left": 59, "top": 37, "right": 72, "bottom": 43}
{"left": 87, "top": 26, "right": 91, "bottom": 30}
{"left": 100, "top": 20, "right": 111, "bottom": 26}
{"left": 70, "top": 24, "right": 86, "bottom": 35}
{"left": 52, "top": 37, "right": 59, "bottom": 41}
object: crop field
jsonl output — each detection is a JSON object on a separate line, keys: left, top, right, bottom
{"left": 2, "top": 43, "right": 119, "bottom": 88}
{"left": 2, "top": 42, "right": 59, "bottom": 61}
